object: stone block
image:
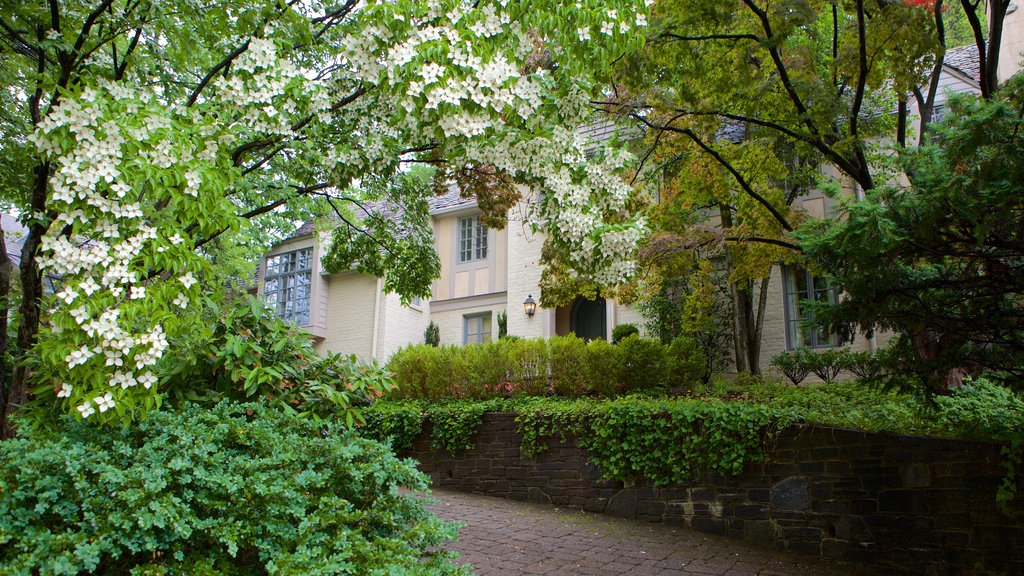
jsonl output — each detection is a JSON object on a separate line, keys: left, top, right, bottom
{"left": 584, "top": 497, "right": 608, "bottom": 513}
{"left": 771, "top": 476, "right": 810, "bottom": 511}
{"left": 527, "top": 487, "right": 552, "bottom": 505}
{"left": 743, "top": 520, "right": 778, "bottom": 547}
{"left": 899, "top": 463, "right": 932, "bottom": 488}
{"left": 692, "top": 516, "right": 728, "bottom": 535}
{"left": 835, "top": 515, "right": 874, "bottom": 544}
{"left": 606, "top": 490, "right": 637, "bottom": 518}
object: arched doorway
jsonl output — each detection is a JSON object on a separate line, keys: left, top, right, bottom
{"left": 569, "top": 296, "right": 606, "bottom": 342}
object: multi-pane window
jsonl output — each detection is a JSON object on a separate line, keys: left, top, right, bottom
{"left": 783, "top": 267, "right": 839, "bottom": 350}
{"left": 264, "top": 248, "right": 313, "bottom": 326}
{"left": 464, "top": 312, "right": 492, "bottom": 344}
{"left": 459, "top": 216, "right": 488, "bottom": 262}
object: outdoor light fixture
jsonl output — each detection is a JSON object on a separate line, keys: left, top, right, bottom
{"left": 523, "top": 294, "right": 537, "bottom": 317}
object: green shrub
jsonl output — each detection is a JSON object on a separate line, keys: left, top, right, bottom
{"left": 549, "top": 335, "right": 587, "bottom": 397}
{"left": 611, "top": 323, "right": 640, "bottom": 344}
{"left": 770, "top": 349, "right": 813, "bottom": 385}
{"left": 582, "top": 338, "right": 623, "bottom": 396}
{"left": 156, "top": 296, "right": 391, "bottom": 426}
{"left": 664, "top": 335, "right": 706, "bottom": 389}
{"left": 504, "top": 338, "right": 549, "bottom": 395}
{"left": 618, "top": 334, "right": 667, "bottom": 393}
{"left": 0, "top": 402, "right": 464, "bottom": 575}
{"left": 516, "top": 397, "right": 791, "bottom": 484}
{"left": 387, "top": 344, "right": 440, "bottom": 399}
{"left": 359, "top": 399, "right": 425, "bottom": 452}
{"left": 932, "top": 378, "right": 1024, "bottom": 441}
{"left": 424, "top": 321, "right": 440, "bottom": 347}
{"left": 807, "top": 349, "right": 845, "bottom": 383}
{"left": 843, "top": 350, "right": 884, "bottom": 381}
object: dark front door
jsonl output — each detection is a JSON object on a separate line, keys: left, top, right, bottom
{"left": 570, "top": 296, "right": 606, "bottom": 342}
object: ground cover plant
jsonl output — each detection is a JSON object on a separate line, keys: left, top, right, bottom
{"left": 360, "top": 378, "right": 1024, "bottom": 488}
{"left": 0, "top": 401, "right": 466, "bottom": 576}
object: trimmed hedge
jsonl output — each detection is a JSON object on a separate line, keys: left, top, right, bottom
{"left": 386, "top": 334, "right": 706, "bottom": 400}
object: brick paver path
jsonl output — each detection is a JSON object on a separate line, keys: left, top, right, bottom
{"left": 424, "top": 489, "right": 880, "bottom": 576}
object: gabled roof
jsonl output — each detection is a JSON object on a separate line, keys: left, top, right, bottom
{"left": 943, "top": 44, "right": 982, "bottom": 83}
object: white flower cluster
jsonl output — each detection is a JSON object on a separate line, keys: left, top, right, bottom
{"left": 29, "top": 81, "right": 213, "bottom": 418}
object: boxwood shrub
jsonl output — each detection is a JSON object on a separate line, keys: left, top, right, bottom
{"left": 0, "top": 402, "right": 466, "bottom": 576}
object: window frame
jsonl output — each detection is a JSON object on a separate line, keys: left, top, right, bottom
{"left": 458, "top": 215, "right": 488, "bottom": 263}
{"left": 263, "top": 247, "right": 314, "bottom": 326}
{"left": 782, "top": 267, "right": 840, "bottom": 350}
{"left": 463, "top": 312, "right": 492, "bottom": 345}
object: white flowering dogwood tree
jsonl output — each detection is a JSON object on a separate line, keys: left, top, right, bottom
{"left": 0, "top": 0, "right": 649, "bottom": 430}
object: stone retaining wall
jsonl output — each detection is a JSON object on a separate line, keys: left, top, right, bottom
{"left": 407, "top": 412, "right": 1024, "bottom": 575}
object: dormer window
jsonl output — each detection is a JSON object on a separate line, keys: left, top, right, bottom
{"left": 459, "top": 216, "right": 488, "bottom": 262}
{"left": 264, "top": 247, "right": 313, "bottom": 325}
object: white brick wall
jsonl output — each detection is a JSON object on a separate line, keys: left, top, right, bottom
{"left": 431, "top": 305, "right": 503, "bottom": 346}
{"left": 377, "top": 293, "right": 430, "bottom": 360}
{"left": 505, "top": 205, "right": 547, "bottom": 340}
{"left": 317, "top": 272, "right": 377, "bottom": 361}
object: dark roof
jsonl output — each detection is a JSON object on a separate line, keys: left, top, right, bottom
{"left": 943, "top": 44, "right": 982, "bottom": 83}
{"left": 284, "top": 184, "right": 474, "bottom": 242}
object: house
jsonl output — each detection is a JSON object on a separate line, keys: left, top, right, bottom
{"left": 257, "top": 187, "right": 644, "bottom": 362}
{"left": 260, "top": 13, "right": 1024, "bottom": 370}
{"left": 748, "top": 27, "right": 1024, "bottom": 374}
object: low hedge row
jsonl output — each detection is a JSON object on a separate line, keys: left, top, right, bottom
{"left": 385, "top": 334, "right": 706, "bottom": 400}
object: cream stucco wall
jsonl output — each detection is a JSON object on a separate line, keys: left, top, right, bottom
{"left": 431, "top": 208, "right": 507, "bottom": 301}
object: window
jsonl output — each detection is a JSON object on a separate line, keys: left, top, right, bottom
{"left": 464, "top": 312, "right": 492, "bottom": 344}
{"left": 264, "top": 248, "right": 313, "bottom": 325}
{"left": 459, "top": 216, "right": 488, "bottom": 262}
{"left": 783, "top": 267, "right": 839, "bottom": 350}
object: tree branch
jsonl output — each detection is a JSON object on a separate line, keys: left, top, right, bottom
{"left": 630, "top": 112, "right": 795, "bottom": 232}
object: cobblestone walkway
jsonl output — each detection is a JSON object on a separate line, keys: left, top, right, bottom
{"left": 424, "top": 489, "right": 880, "bottom": 576}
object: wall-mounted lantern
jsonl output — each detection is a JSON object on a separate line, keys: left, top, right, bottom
{"left": 523, "top": 294, "right": 537, "bottom": 318}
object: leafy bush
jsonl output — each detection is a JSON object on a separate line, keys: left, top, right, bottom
{"left": 611, "top": 323, "right": 639, "bottom": 344}
{"left": 548, "top": 335, "right": 587, "bottom": 396}
{"left": 516, "top": 397, "right": 792, "bottom": 484}
{"left": 664, "top": 335, "right": 706, "bottom": 389}
{"left": 424, "top": 321, "right": 440, "bottom": 347}
{"left": 581, "top": 338, "right": 623, "bottom": 396}
{"left": 843, "top": 350, "right": 884, "bottom": 380}
{"left": 161, "top": 296, "right": 391, "bottom": 425}
{"left": 808, "top": 349, "right": 845, "bottom": 383}
{"left": 932, "top": 378, "right": 1024, "bottom": 441}
{"left": 0, "top": 402, "right": 464, "bottom": 575}
{"left": 359, "top": 399, "right": 425, "bottom": 452}
{"left": 618, "top": 334, "right": 667, "bottom": 393}
{"left": 387, "top": 335, "right": 707, "bottom": 400}
{"left": 770, "top": 349, "right": 813, "bottom": 385}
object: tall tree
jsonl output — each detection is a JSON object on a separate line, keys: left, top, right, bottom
{"left": 0, "top": 0, "right": 648, "bottom": 433}
{"left": 599, "top": 0, "right": 1010, "bottom": 373}
{"left": 799, "top": 74, "right": 1024, "bottom": 390}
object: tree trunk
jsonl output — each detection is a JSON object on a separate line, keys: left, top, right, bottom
{"left": 4, "top": 162, "right": 50, "bottom": 438}
{"left": 0, "top": 219, "right": 13, "bottom": 439}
